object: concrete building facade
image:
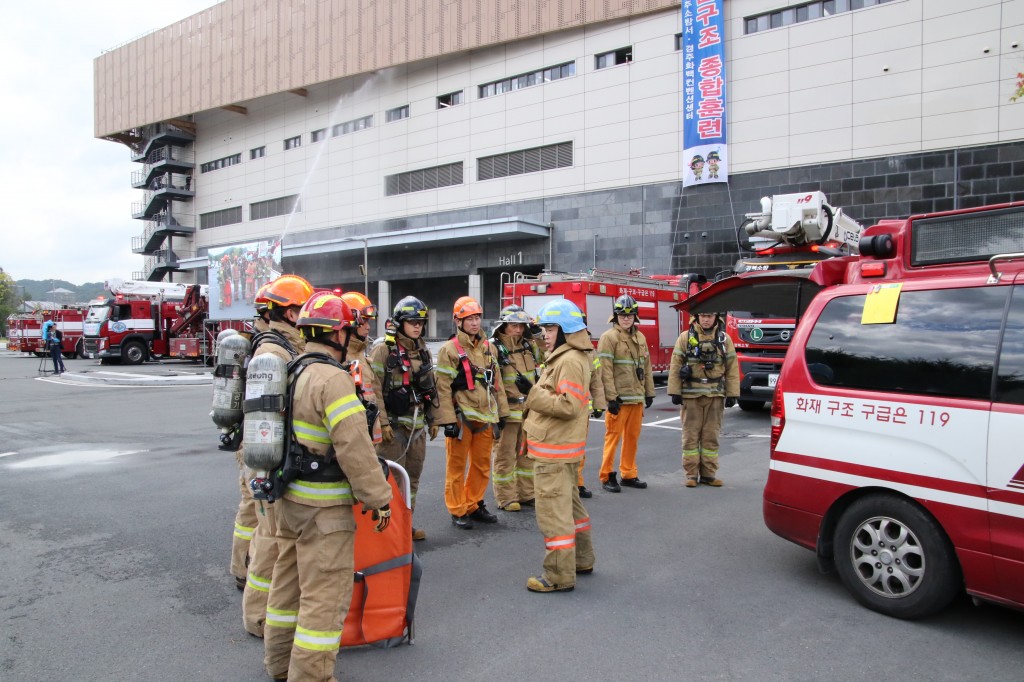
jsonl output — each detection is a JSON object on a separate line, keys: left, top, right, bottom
{"left": 96, "top": 0, "right": 1024, "bottom": 335}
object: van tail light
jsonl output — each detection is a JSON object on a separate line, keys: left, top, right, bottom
{"left": 769, "top": 381, "right": 785, "bottom": 453}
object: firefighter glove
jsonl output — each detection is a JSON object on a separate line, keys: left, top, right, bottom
{"left": 679, "top": 364, "right": 692, "bottom": 381}
{"left": 645, "top": 396, "right": 654, "bottom": 409}
{"left": 514, "top": 375, "right": 533, "bottom": 395}
{"left": 371, "top": 504, "right": 391, "bottom": 533}
{"left": 725, "top": 397, "right": 737, "bottom": 408}
{"left": 607, "top": 399, "right": 621, "bottom": 415}
{"left": 443, "top": 423, "right": 460, "bottom": 438}
{"left": 670, "top": 394, "right": 682, "bottom": 405}
{"left": 591, "top": 408, "right": 604, "bottom": 419}
{"left": 428, "top": 424, "right": 439, "bottom": 440}
{"left": 380, "top": 423, "right": 394, "bottom": 443}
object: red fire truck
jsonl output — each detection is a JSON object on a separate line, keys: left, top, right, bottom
{"left": 6, "top": 308, "right": 87, "bottom": 358}
{"left": 721, "top": 192, "right": 864, "bottom": 410}
{"left": 83, "top": 279, "right": 216, "bottom": 364}
{"left": 684, "top": 200, "right": 1024, "bottom": 618}
{"left": 501, "top": 269, "right": 705, "bottom": 371}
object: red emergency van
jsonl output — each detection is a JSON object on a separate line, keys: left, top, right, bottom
{"left": 684, "top": 201, "right": 1024, "bottom": 618}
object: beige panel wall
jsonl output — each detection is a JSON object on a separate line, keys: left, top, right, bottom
{"left": 94, "top": 0, "right": 677, "bottom": 137}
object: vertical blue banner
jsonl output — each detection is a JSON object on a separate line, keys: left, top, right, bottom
{"left": 682, "top": 0, "right": 728, "bottom": 187}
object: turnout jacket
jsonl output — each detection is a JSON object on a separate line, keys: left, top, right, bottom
{"left": 435, "top": 328, "right": 510, "bottom": 425}
{"left": 368, "top": 330, "right": 434, "bottom": 430}
{"left": 596, "top": 325, "right": 655, "bottom": 404}
{"left": 286, "top": 341, "right": 392, "bottom": 510}
{"left": 347, "top": 334, "right": 384, "bottom": 444}
{"left": 523, "top": 329, "right": 593, "bottom": 463}
{"left": 490, "top": 331, "right": 544, "bottom": 422}
{"left": 667, "top": 320, "right": 739, "bottom": 399}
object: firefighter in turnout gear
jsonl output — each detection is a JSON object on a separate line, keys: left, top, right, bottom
{"left": 252, "top": 282, "right": 272, "bottom": 335}
{"left": 240, "top": 274, "right": 313, "bottom": 638}
{"left": 667, "top": 312, "right": 739, "bottom": 487}
{"left": 339, "top": 291, "right": 385, "bottom": 446}
{"left": 596, "top": 295, "right": 655, "bottom": 492}
{"left": 578, "top": 347, "right": 607, "bottom": 498}
{"left": 490, "top": 304, "right": 545, "bottom": 511}
{"left": 524, "top": 299, "right": 595, "bottom": 592}
{"left": 369, "top": 295, "right": 437, "bottom": 541}
{"left": 263, "top": 292, "right": 392, "bottom": 682}
{"left": 435, "top": 296, "right": 510, "bottom": 529}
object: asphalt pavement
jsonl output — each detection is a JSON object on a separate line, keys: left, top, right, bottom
{"left": 1, "top": 350, "right": 1022, "bottom": 682}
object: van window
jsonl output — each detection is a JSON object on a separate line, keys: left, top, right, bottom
{"left": 804, "top": 287, "right": 1006, "bottom": 399}
{"left": 995, "top": 286, "right": 1024, "bottom": 404}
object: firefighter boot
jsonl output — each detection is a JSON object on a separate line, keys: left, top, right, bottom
{"left": 684, "top": 478, "right": 698, "bottom": 488}
{"left": 602, "top": 472, "right": 621, "bottom": 493}
{"left": 527, "top": 575, "right": 575, "bottom": 593}
{"left": 470, "top": 501, "right": 498, "bottom": 523}
{"left": 620, "top": 476, "right": 647, "bottom": 489}
{"left": 578, "top": 485, "right": 593, "bottom": 499}
{"left": 700, "top": 477, "right": 723, "bottom": 487}
{"left": 451, "top": 514, "right": 475, "bottom": 529}
{"left": 412, "top": 528, "right": 427, "bottom": 541}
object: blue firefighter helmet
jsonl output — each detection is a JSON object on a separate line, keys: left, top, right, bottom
{"left": 535, "top": 299, "right": 586, "bottom": 333}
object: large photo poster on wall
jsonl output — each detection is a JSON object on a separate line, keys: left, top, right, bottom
{"left": 206, "top": 240, "right": 281, "bottom": 320}
{"left": 682, "top": 0, "right": 728, "bottom": 187}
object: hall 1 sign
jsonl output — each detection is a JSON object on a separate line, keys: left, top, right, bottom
{"left": 498, "top": 251, "right": 524, "bottom": 266}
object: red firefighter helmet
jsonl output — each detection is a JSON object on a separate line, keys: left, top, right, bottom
{"left": 296, "top": 292, "right": 357, "bottom": 333}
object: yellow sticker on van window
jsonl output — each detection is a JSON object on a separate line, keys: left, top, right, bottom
{"left": 861, "top": 283, "right": 903, "bottom": 324}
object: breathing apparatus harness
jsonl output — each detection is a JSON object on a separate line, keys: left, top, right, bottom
{"left": 680, "top": 319, "right": 728, "bottom": 389}
{"left": 447, "top": 333, "right": 501, "bottom": 437}
{"left": 493, "top": 336, "right": 540, "bottom": 398}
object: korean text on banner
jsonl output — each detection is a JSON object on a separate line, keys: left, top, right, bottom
{"left": 682, "top": 0, "right": 728, "bottom": 188}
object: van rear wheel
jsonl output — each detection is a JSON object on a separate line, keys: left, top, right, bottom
{"left": 833, "top": 495, "right": 960, "bottom": 619}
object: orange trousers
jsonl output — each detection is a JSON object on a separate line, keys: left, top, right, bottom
{"left": 445, "top": 421, "right": 495, "bottom": 517}
{"left": 600, "top": 403, "right": 643, "bottom": 482}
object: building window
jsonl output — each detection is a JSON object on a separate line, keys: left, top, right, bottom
{"left": 385, "top": 162, "right": 463, "bottom": 196}
{"left": 250, "top": 195, "right": 301, "bottom": 221}
{"left": 250, "top": 146, "right": 265, "bottom": 160}
{"left": 311, "top": 128, "right": 327, "bottom": 143}
{"left": 199, "top": 153, "right": 241, "bottom": 174}
{"left": 744, "top": 0, "right": 893, "bottom": 34}
{"left": 478, "top": 61, "right": 576, "bottom": 99}
{"left": 437, "top": 91, "right": 464, "bottom": 109}
{"left": 674, "top": 33, "right": 682, "bottom": 51}
{"left": 478, "top": 142, "right": 573, "bottom": 181}
{"left": 199, "top": 206, "right": 242, "bottom": 229}
{"left": 331, "top": 115, "right": 373, "bottom": 137}
{"left": 385, "top": 105, "right": 410, "bottom": 123}
{"left": 595, "top": 47, "right": 632, "bottom": 70}
{"left": 284, "top": 136, "right": 301, "bottom": 150}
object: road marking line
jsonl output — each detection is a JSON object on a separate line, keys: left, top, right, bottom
{"left": 647, "top": 417, "right": 680, "bottom": 426}
{"left": 0, "top": 452, "right": 16, "bottom": 458}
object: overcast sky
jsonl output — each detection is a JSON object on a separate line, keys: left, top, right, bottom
{"left": 1, "top": 1, "right": 219, "bottom": 285}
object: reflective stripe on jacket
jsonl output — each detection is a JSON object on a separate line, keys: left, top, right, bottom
{"left": 667, "top": 322, "right": 740, "bottom": 399}
{"left": 491, "top": 331, "right": 544, "bottom": 422}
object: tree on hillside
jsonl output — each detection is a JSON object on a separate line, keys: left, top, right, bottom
{"left": 0, "top": 268, "right": 24, "bottom": 336}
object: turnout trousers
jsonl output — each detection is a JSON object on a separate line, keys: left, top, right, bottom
{"left": 681, "top": 395, "right": 723, "bottom": 480}
{"left": 378, "top": 425, "right": 426, "bottom": 511}
{"left": 600, "top": 403, "right": 643, "bottom": 482}
{"left": 264, "top": 500, "right": 356, "bottom": 682}
{"left": 491, "top": 421, "right": 534, "bottom": 507}
{"left": 534, "top": 460, "right": 594, "bottom": 585}
{"left": 231, "top": 462, "right": 258, "bottom": 580}
{"left": 243, "top": 497, "right": 279, "bottom": 637}
{"left": 444, "top": 421, "right": 493, "bottom": 517}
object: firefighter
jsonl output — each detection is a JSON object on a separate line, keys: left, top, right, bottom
{"left": 523, "top": 299, "right": 595, "bottom": 592}
{"left": 578, "top": 346, "right": 607, "bottom": 498}
{"left": 240, "top": 274, "right": 313, "bottom": 638}
{"left": 263, "top": 292, "right": 392, "bottom": 682}
{"left": 490, "top": 304, "right": 544, "bottom": 511}
{"left": 252, "top": 283, "right": 272, "bottom": 335}
{"left": 340, "top": 291, "right": 385, "bottom": 446}
{"left": 369, "top": 295, "right": 437, "bottom": 541}
{"left": 596, "top": 294, "right": 655, "bottom": 492}
{"left": 667, "top": 311, "right": 739, "bottom": 487}
{"left": 435, "top": 296, "right": 510, "bottom": 529}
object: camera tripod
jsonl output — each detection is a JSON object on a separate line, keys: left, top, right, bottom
{"left": 38, "top": 342, "right": 55, "bottom": 374}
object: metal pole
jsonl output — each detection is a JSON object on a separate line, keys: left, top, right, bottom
{"left": 362, "top": 238, "right": 369, "bottom": 296}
